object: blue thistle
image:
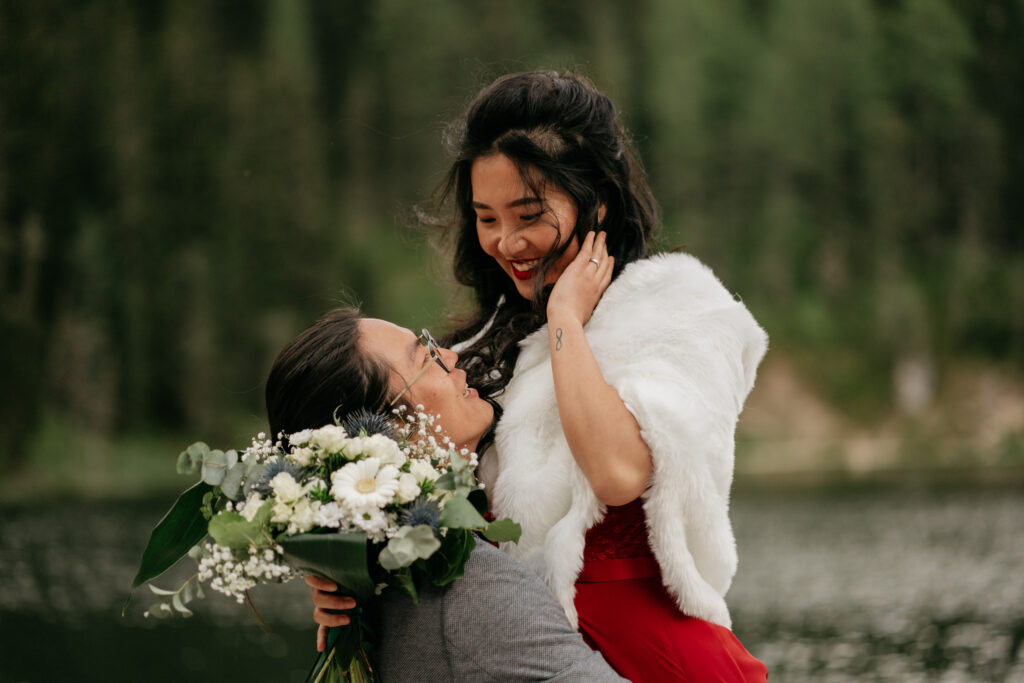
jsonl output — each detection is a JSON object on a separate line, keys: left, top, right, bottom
{"left": 250, "top": 460, "right": 305, "bottom": 497}
{"left": 340, "top": 407, "right": 397, "bottom": 440}
{"left": 400, "top": 498, "right": 441, "bottom": 532}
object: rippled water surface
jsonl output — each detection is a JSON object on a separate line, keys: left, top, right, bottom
{"left": 1, "top": 483, "right": 1022, "bottom": 682}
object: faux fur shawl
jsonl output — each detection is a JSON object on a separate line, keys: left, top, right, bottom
{"left": 481, "top": 252, "right": 768, "bottom": 628}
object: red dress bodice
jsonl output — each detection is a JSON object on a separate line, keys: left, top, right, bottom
{"left": 583, "top": 498, "right": 654, "bottom": 561}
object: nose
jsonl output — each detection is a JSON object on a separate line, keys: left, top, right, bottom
{"left": 441, "top": 346, "right": 458, "bottom": 371}
{"left": 497, "top": 226, "right": 527, "bottom": 258}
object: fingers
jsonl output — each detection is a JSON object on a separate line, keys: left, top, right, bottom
{"left": 310, "top": 588, "right": 357, "bottom": 611}
{"left": 314, "top": 606, "right": 352, "bottom": 628}
{"left": 317, "top": 624, "right": 327, "bottom": 653}
{"left": 304, "top": 575, "right": 338, "bottom": 592}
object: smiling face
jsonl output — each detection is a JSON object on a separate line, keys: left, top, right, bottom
{"left": 358, "top": 318, "right": 494, "bottom": 452}
{"left": 471, "top": 153, "right": 580, "bottom": 300}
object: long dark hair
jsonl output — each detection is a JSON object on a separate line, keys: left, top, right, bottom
{"left": 434, "top": 71, "right": 660, "bottom": 398}
{"left": 265, "top": 308, "right": 391, "bottom": 438}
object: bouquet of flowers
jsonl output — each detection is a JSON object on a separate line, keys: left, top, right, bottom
{"left": 125, "top": 406, "right": 520, "bottom": 683}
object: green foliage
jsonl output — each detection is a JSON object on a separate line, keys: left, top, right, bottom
{"left": 378, "top": 525, "right": 442, "bottom": 571}
{"left": 423, "top": 528, "right": 475, "bottom": 588}
{"left": 143, "top": 575, "right": 205, "bottom": 619}
{"left": 128, "top": 481, "right": 213, "bottom": 590}
{"left": 437, "top": 493, "right": 488, "bottom": 530}
{"left": 207, "top": 502, "right": 274, "bottom": 550}
{"left": 482, "top": 518, "right": 523, "bottom": 544}
{"left": 1, "top": 0, "right": 1021, "bottom": 465}
{"left": 278, "top": 532, "right": 376, "bottom": 601}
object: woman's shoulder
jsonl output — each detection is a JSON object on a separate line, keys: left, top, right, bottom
{"left": 597, "top": 252, "right": 743, "bottom": 319}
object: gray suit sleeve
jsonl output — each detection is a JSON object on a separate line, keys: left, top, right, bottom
{"left": 442, "top": 540, "right": 627, "bottom": 682}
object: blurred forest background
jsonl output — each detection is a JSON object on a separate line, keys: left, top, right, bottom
{"left": 2, "top": 0, "right": 1022, "bottom": 499}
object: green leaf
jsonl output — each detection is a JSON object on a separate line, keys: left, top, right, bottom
{"left": 425, "top": 528, "right": 474, "bottom": 587}
{"left": 220, "top": 459, "right": 247, "bottom": 500}
{"left": 388, "top": 568, "right": 418, "bottom": 604}
{"left": 433, "top": 470, "right": 456, "bottom": 491}
{"left": 177, "top": 442, "right": 209, "bottom": 475}
{"left": 482, "top": 518, "right": 522, "bottom": 543}
{"left": 207, "top": 502, "right": 273, "bottom": 549}
{"left": 378, "top": 525, "right": 441, "bottom": 570}
{"left": 438, "top": 493, "right": 488, "bottom": 530}
{"left": 201, "top": 448, "right": 237, "bottom": 487}
{"left": 129, "top": 481, "right": 213, "bottom": 589}
{"left": 279, "top": 532, "right": 376, "bottom": 601}
{"left": 172, "top": 592, "right": 194, "bottom": 618}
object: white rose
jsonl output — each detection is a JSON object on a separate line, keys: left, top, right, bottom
{"left": 409, "top": 460, "right": 440, "bottom": 484}
{"left": 271, "top": 500, "right": 292, "bottom": 524}
{"left": 270, "top": 471, "right": 303, "bottom": 504}
{"left": 309, "top": 425, "right": 349, "bottom": 454}
{"left": 288, "top": 429, "right": 313, "bottom": 446}
{"left": 396, "top": 472, "right": 420, "bottom": 504}
{"left": 363, "top": 434, "right": 406, "bottom": 467}
{"left": 287, "top": 447, "right": 316, "bottom": 467}
{"left": 240, "top": 492, "right": 264, "bottom": 522}
{"left": 289, "top": 499, "right": 317, "bottom": 533}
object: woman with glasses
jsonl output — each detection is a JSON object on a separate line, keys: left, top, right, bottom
{"left": 265, "top": 308, "right": 627, "bottom": 682}
{"left": 421, "top": 70, "right": 769, "bottom": 681}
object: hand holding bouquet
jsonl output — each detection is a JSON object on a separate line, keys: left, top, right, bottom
{"left": 126, "top": 406, "right": 520, "bottom": 683}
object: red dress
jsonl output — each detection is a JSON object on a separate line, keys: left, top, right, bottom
{"left": 573, "top": 500, "right": 768, "bottom": 682}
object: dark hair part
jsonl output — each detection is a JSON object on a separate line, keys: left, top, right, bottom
{"left": 265, "top": 308, "right": 391, "bottom": 438}
{"left": 435, "top": 70, "right": 660, "bottom": 398}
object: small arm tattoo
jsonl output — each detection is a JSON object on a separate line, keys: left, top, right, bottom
{"left": 555, "top": 327, "right": 563, "bottom": 351}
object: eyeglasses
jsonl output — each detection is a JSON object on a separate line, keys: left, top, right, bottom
{"left": 389, "top": 329, "right": 451, "bottom": 406}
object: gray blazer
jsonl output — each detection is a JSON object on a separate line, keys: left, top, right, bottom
{"left": 372, "top": 538, "right": 626, "bottom": 682}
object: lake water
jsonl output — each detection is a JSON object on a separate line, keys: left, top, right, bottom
{"left": 1, "top": 482, "right": 1022, "bottom": 682}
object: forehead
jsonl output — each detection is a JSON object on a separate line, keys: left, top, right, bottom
{"left": 358, "top": 318, "right": 418, "bottom": 368}
{"left": 470, "top": 153, "right": 573, "bottom": 207}
{"left": 470, "top": 154, "right": 525, "bottom": 195}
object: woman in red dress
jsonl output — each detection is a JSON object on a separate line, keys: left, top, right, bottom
{"left": 435, "top": 71, "right": 768, "bottom": 681}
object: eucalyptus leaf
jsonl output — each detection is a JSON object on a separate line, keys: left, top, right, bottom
{"left": 129, "top": 481, "right": 213, "bottom": 590}
{"left": 438, "top": 493, "right": 487, "bottom": 530}
{"left": 207, "top": 502, "right": 273, "bottom": 549}
{"left": 432, "top": 470, "right": 456, "bottom": 492}
{"left": 379, "top": 525, "right": 441, "bottom": 570}
{"left": 147, "top": 585, "right": 178, "bottom": 597}
{"left": 482, "top": 518, "right": 522, "bottom": 543}
{"left": 144, "top": 602, "right": 174, "bottom": 619}
{"left": 220, "top": 460, "right": 247, "bottom": 500}
{"left": 176, "top": 442, "right": 209, "bottom": 475}
{"left": 172, "top": 592, "right": 193, "bottom": 617}
{"left": 201, "top": 448, "right": 232, "bottom": 486}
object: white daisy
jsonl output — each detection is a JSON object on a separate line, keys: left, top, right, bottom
{"left": 330, "top": 458, "right": 400, "bottom": 509}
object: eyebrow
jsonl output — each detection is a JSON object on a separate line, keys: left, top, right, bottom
{"left": 471, "top": 197, "right": 543, "bottom": 210}
{"left": 406, "top": 335, "right": 420, "bottom": 363}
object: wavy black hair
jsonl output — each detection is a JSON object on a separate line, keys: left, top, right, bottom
{"left": 433, "top": 71, "right": 660, "bottom": 399}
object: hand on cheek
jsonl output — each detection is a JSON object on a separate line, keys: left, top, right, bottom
{"left": 546, "top": 231, "right": 614, "bottom": 327}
